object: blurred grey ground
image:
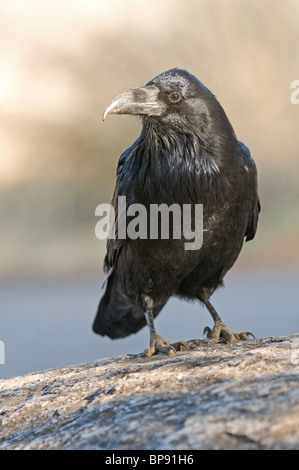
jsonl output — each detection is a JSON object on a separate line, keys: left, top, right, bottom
{"left": 0, "top": 1, "right": 298, "bottom": 378}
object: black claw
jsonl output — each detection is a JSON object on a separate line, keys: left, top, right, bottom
{"left": 237, "top": 331, "right": 256, "bottom": 340}
{"left": 247, "top": 331, "right": 256, "bottom": 339}
{"left": 176, "top": 341, "right": 189, "bottom": 351}
{"left": 203, "top": 326, "right": 212, "bottom": 337}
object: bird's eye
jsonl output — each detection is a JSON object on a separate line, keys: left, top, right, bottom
{"left": 168, "top": 92, "right": 181, "bottom": 103}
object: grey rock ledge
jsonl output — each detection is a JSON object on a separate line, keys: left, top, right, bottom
{"left": 0, "top": 335, "right": 299, "bottom": 450}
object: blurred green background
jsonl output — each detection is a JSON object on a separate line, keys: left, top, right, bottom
{"left": 0, "top": 0, "right": 299, "bottom": 280}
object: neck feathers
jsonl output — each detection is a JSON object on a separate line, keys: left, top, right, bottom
{"left": 129, "top": 127, "right": 231, "bottom": 204}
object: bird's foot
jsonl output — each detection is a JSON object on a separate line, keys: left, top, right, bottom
{"left": 143, "top": 332, "right": 188, "bottom": 357}
{"left": 203, "top": 321, "right": 255, "bottom": 345}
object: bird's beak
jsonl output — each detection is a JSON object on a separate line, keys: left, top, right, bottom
{"left": 103, "top": 85, "right": 165, "bottom": 121}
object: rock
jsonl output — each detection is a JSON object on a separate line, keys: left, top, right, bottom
{"left": 0, "top": 335, "right": 298, "bottom": 450}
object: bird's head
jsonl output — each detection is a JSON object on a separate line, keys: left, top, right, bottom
{"left": 103, "top": 68, "right": 235, "bottom": 140}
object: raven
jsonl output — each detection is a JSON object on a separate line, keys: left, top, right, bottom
{"left": 93, "top": 68, "right": 260, "bottom": 356}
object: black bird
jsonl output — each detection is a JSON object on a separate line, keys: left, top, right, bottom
{"left": 93, "top": 68, "right": 260, "bottom": 356}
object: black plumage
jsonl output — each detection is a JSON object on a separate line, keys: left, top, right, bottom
{"left": 93, "top": 68, "right": 260, "bottom": 355}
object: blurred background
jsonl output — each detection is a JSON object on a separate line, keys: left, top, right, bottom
{"left": 0, "top": 0, "right": 298, "bottom": 378}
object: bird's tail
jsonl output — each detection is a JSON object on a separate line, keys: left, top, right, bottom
{"left": 92, "top": 269, "right": 165, "bottom": 339}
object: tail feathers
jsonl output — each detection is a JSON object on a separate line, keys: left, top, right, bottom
{"left": 93, "top": 270, "right": 165, "bottom": 339}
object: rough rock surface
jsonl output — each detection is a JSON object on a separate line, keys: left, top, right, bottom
{"left": 0, "top": 335, "right": 298, "bottom": 450}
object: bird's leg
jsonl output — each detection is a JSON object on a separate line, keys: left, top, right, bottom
{"left": 142, "top": 295, "right": 188, "bottom": 357}
{"left": 203, "top": 299, "right": 255, "bottom": 345}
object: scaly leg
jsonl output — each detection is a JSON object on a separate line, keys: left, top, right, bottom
{"left": 143, "top": 295, "right": 188, "bottom": 357}
{"left": 203, "top": 299, "right": 255, "bottom": 345}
